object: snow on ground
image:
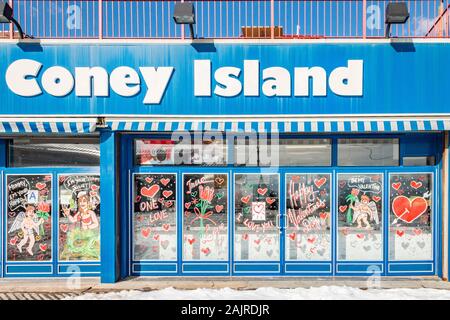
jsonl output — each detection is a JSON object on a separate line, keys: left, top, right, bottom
{"left": 69, "top": 286, "right": 450, "bottom": 300}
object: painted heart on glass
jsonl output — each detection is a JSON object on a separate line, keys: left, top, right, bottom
{"left": 253, "top": 203, "right": 265, "bottom": 214}
{"left": 266, "top": 197, "right": 276, "bottom": 205}
{"left": 187, "top": 238, "right": 195, "bottom": 245}
{"left": 392, "top": 182, "right": 402, "bottom": 190}
{"left": 372, "top": 196, "right": 381, "bottom": 202}
{"left": 90, "top": 184, "right": 99, "bottom": 191}
{"left": 135, "top": 195, "right": 142, "bottom": 202}
{"left": 254, "top": 239, "right": 261, "bottom": 245}
{"left": 307, "top": 236, "right": 316, "bottom": 244}
{"left": 164, "top": 201, "right": 173, "bottom": 208}
{"left": 241, "top": 195, "right": 251, "bottom": 204}
{"left": 141, "top": 185, "right": 160, "bottom": 198}
{"left": 401, "top": 242, "right": 410, "bottom": 250}
{"left": 36, "top": 182, "right": 46, "bottom": 190}
{"left": 363, "top": 245, "right": 371, "bottom": 252}
{"left": 396, "top": 229, "right": 405, "bottom": 237}
{"left": 160, "top": 178, "right": 170, "bottom": 186}
{"left": 339, "top": 205, "right": 348, "bottom": 213}
{"left": 254, "top": 245, "right": 261, "bottom": 252}
{"left": 356, "top": 233, "right": 365, "bottom": 240}
{"left": 60, "top": 224, "right": 69, "bottom": 233}
{"left": 162, "top": 224, "right": 170, "bottom": 231}
{"left": 145, "top": 177, "right": 153, "bottom": 184}
{"left": 410, "top": 181, "right": 422, "bottom": 189}
{"left": 161, "top": 240, "right": 169, "bottom": 250}
{"left": 413, "top": 228, "right": 422, "bottom": 236}
{"left": 314, "top": 177, "right": 327, "bottom": 188}
{"left": 319, "top": 212, "right": 328, "bottom": 220}
{"left": 242, "top": 233, "right": 249, "bottom": 241}
{"left": 291, "top": 176, "right": 301, "bottom": 183}
{"left": 141, "top": 227, "right": 151, "bottom": 238}
{"left": 162, "top": 190, "right": 173, "bottom": 198}
{"left": 191, "top": 191, "right": 198, "bottom": 197}
{"left": 266, "top": 249, "right": 273, "bottom": 257}
{"left": 215, "top": 192, "right": 224, "bottom": 199}
{"left": 257, "top": 188, "right": 268, "bottom": 196}
{"left": 215, "top": 177, "right": 224, "bottom": 185}
{"left": 392, "top": 196, "right": 428, "bottom": 223}
{"left": 89, "top": 191, "right": 97, "bottom": 197}
{"left": 215, "top": 205, "right": 223, "bottom": 213}
{"left": 9, "top": 237, "right": 18, "bottom": 246}
{"left": 153, "top": 234, "right": 160, "bottom": 241}
{"left": 289, "top": 232, "right": 296, "bottom": 241}
{"left": 39, "top": 243, "right": 48, "bottom": 252}
{"left": 416, "top": 241, "right": 426, "bottom": 249}
{"left": 201, "top": 247, "right": 211, "bottom": 256}
{"left": 185, "top": 202, "right": 191, "bottom": 209}
{"left": 339, "top": 180, "right": 347, "bottom": 188}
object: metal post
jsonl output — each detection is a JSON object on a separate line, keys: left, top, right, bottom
{"left": 362, "top": 0, "right": 367, "bottom": 39}
{"left": 9, "top": 0, "right": 13, "bottom": 39}
{"left": 443, "top": 131, "right": 449, "bottom": 281}
{"left": 270, "top": 0, "right": 274, "bottom": 39}
{"left": 99, "top": 0, "right": 103, "bottom": 40}
{"left": 100, "top": 129, "right": 120, "bottom": 283}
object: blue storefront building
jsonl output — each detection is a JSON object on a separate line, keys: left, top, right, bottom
{"left": 0, "top": 0, "right": 450, "bottom": 283}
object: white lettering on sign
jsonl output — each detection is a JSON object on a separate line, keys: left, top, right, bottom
{"left": 194, "top": 59, "right": 363, "bottom": 97}
{"left": 5, "top": 59, "right": 363, "bottom": 103}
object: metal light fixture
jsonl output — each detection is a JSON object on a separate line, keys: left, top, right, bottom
{"left": 173, "top": 2, "right": 196, "bottom": 40}
{"left": 385, "top": 2, "right": 410, "bottom": 38}
{"left": 0, "top": 2, "right": 24, "bottom": 39}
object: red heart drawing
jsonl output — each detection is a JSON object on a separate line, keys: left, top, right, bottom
{"left": 60, "top": 224, "right": 69, "bottom": 233}
{"left": 90, "top": 184, "right": 99, "bottom": 191}
{"left": 372, "top": 196, "right": 381, "bottom": 202}
{"left": 319, "top": 212, "right": 328, "bottom": 220}
{"left": 257, "top": 188, "right": 268, "bottom": 196}
{"left": 339, "top": 205, "right": 348, "bottom": 213}
{"left": 153, "top": 234, "right": 160, "bottom": 241}
{"left": 392, "top": 196, "right": 428, "bottom": 223}
{"left": 158, "top": 198, "right": 164, "bottom": 204}
{"left": 396, "top": 230, "right": 405, "bottom": 237}
{"left": 36, "top": 183, "right": 46, "bottom": 190}
{"left": 413, "top": 228, "right": 422, "bottom": 236}
{"left": 141, "top": 227, "right": 151, "bottom": 238}
{"left": 9, "top": 237, "right": 18, "bottom": 246}
{"left": 89, "top": 191, "right": 97, "bottom": 197}
{"left": 184, "top": 202, "right": 191, "bottom": 209}
{"left": 162, "top": 224, "right": 170, "bottom": 231}
{"left": 215, "top": 177, "right": 225, "bottom": 185}
{"left": 339, "top": 181, "right": 346, "bottom": 188}
{"left": 162, "top": 190, "right": 173, "bottom": 198}
{"left": 252, "top": 203, "right": 264, "bottom": 213}
{"left": 241, "top": 195, "right": 251, "bottom": 204}
{"left": 254, "top": 239, "right": 261, "bottom": 245}
{"left": 410, "top": 181, "right": 422, "bottom": 189}
{"left": 160, "top": 178, "right": 170, "bottom": 186}
{"left": 356, "top": 234, "right": 365, "bottom": 240}
{"left": 242, "top": 234, "right": 249, "bottom": 241}
{"left": 201, "top": 247, "right": 211, "bottom": 255}
{"left": 215, "top": 205, "right": 223, "bottom": 213}
{"left": 135, "top": 195, "right": 142, "bottom": 202}
{"left": 392, "top": 182, "right": 402, "bottom": 190}
{"left": 289, "top": 233, "right": 296, "bottom": 241}
{"left": 291, "top": 175, "right": 301, "bottom": 183}
{"left": 314, "top": 177, "right": 327, "bottom": 188}
{"left": 141, "top": 185, "right": 160, "bottom": 198}
{"left": 397, "top": 189, "right": 405, "bottom": 195}
{"left": 307, "top": 236, "right": 316, "bottom": 244}
{"left": 145, "top": 177, "right": 153, "bottom": 183}
{"left": 266, "top": 197, "right": 276, "bottom": 205}
{"left": 39, "top": 243, "right": 48, "bottom": 252}
{"left": 188, "top": 238, "right": 195, "bottom": 245}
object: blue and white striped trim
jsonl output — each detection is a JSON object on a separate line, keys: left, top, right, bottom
{"left": 0, "top": 121, "right": 96, "bottom": 133}
{"left": 108, "top": 119, "right": 450, "bottom": 133}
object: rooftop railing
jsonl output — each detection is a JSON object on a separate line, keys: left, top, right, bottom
{"left": 0, "top": 0, "right": 449, "bottom": 40}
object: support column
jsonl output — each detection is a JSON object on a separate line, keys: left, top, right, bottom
{"left": 100, "top": 129, "right": 120, "bottom": 283}
{"left": 443, "top": 132, "right": 449, "bottom": 281}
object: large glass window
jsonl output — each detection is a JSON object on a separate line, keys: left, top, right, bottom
{"left": 133, "top": 174, "right": 177, "bottom": 261}
{"left": 59, "top": 175, "right": 101, "bottom": 261}
{"left": 286, "top": 174, "right": 331, "bottom": 261}
{"left": 389, "top": 173, "right": 433, "bottom": 261}
{"left": 234, "top": 173, "right": 280, "bottom": 261}
{"left": 183, "top": 174, "right": 228, "bottom": 261}
{"left": 6, "top": 174, "right": 52, "bottom": 262}
{"left": 338, "top": 138, "right": 399, "bottom": 166}
{"left": 9, "top": 138, "right": 100, "bottom": 167}
{"left": 136, "top": 136, "right": 227, "bottom": 166}
{"left": 337, "top": 174, "right": 383, "bottom": 261}
{"left": 234, "top": 138, "right": 331, "bottom": 167}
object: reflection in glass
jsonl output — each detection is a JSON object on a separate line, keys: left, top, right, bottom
{"left": 389, "top": 173, "right": 433, "bottom": 261}
{"left": 286, "top": 174, "right": 331, "bottom": 261}
{"left": 338, "top": 139, "right": 399, "bottom": 166}
{"left": 133, "top": 174, "right": 177, "bottom": 261}
{"left": 234, "top": 174, "right": 280, "bottom": 261}
{"left": 337, "top": 174, "right": 383, "bottom": 261}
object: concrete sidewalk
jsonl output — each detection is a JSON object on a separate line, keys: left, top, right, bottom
{"left": 1, "top": 276, "right": 450, "bottom": 294}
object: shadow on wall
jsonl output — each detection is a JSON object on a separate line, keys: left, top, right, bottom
{"left": 390, "top": 39, "right": 416, "bottom": 52}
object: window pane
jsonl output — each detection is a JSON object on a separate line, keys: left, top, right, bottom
{"left": 337, "top": 174, "right": 383, "bottom": 261}
{"left": 133, "top": 174, "right": 177, "bottom": 261}
{"left": 389, "top": 174, "right": 433, "bottom": 261}
{"left": 9, "top": 138, "right": 99, "bottom": 167}
{"left": 403, "top": 156, "right": 435, "bottom": 166}
{"left": 59, "top": 175, "right": 101, "bottom": 261}
{"left": 234, "top": 174, "right": 280, "bottom": 261}
{"left": 183, "top": 174, "right": 228, "bottom": 261}
{"left": 338, "top": 139, "right": 399, "bottom": 166}
{"left": 6, "top": 174, "right": 52, "bottom": 261}
{"left": 279, "top": 139, "right": 331, "bottom": 166}
{"left": 136, "top": 137, "right": 227, "bottom": 166}
{"left": 286, "top": 174, "right": 331, "bottom": 261}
